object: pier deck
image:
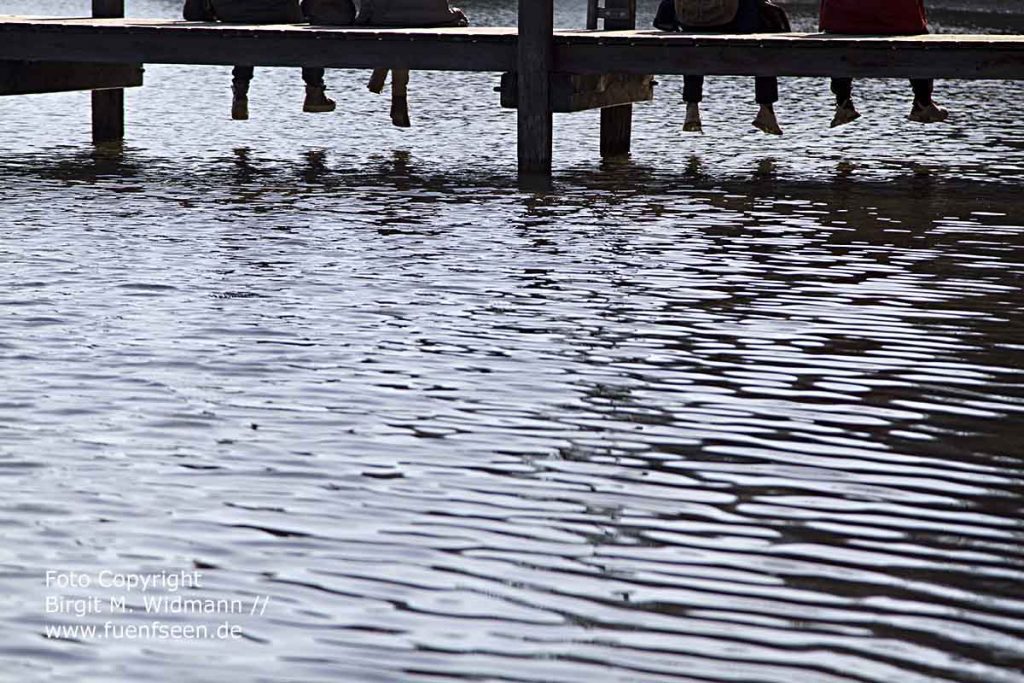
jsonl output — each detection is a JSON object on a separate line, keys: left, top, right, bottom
{"left": 2, "top": 17, "right": 1023, "bottom": 78}
{"left": 3, "top": 6, "right": 1024, "bottom": 175}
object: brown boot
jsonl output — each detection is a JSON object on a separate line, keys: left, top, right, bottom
{"left": 909, "top": 100, "right": 949, "bottom": 124}
{"left": 303, "top": 85, "right": 336, "bottom": 113}
{"left": 231, "top": 85, "right": 249, "bottom": 121}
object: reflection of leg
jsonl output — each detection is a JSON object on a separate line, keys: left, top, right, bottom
{"left": 231, "top": 66, "right": 253, "bottom": 120}
{"left": 829, "top": 77, "right": 859, "bottom": 128}
{"left": 682, "top": 76, "right": 703, "bottom": 132}
{"left": 302, "top": 67, "right": 336, "bottom": 113}
{"left": 752, "top": 77, "right": 782, "bottom": 135}
{"left": 390, "top": 69, "right": 410, "bottom": 128}
{"left": 909, "top": 79, "right": 948, "bottom": 123}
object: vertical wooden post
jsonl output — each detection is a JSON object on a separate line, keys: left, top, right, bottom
{"left": 92, "top": 0, "right": 126, "bottom": 144}
{"left": 600, "top": 0, "right": 635, "bottom": 158}
{"left": 517, "top": 0, "right": 554, "bottom": 175}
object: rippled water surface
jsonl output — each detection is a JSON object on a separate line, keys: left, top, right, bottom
{"left": 1, "top": 1, "right": 1023, "bottom": 681}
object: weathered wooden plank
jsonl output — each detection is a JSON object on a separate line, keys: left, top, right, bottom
{"left": 0, "top": 23, "right": 517, "bottom": 72}
{"left": 0, "top": 61, "right": 141, "bottom": 95}
{"left": 598, "top": 0, "right": 636, "bottom": 159}
{"left": 555, "top": 41, "right": 1024, "bottom": 79}
{"left": 0, "top": 18, "right": 1023, "bottom": 78}
{"left": 517, "top": 0, "right": 553, "bottom": 175}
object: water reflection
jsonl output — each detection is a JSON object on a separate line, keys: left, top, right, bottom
{"left": 1, "top": 0, "right": 1023, "bottom": 681}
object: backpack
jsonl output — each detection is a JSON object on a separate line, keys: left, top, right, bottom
{"left": 820, "top": 0, "right": 928, "bottom": 35}
{"left": 302, "top": 0, "right": 356, "bottom": 24}
{"left": 673, "top": 0, "right": 739, "bottom": 28}
{"left": 356, "top": 0, "right": 468, "bottom": 27}
{"left": 182, "top": 0, "right": 215, "bottom": 20}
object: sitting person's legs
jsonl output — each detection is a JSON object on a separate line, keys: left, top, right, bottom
{"left": 231, "top": 65, "right": 254, "bottom": 120}
{"left": 909, "top": 78, "right": 948, "bottom": 123}
{"left": 302, "top": 67, "right": 336, "bottom": 112}
{"left": 829, "top": 77, "right": 860, "bottom": 127}
{"left": 753, "top": 77, "right": 782, "bottom": 135}
{"left": 682, "top": 76, "right": 704, "bottom": 132}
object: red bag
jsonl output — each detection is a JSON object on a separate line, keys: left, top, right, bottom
{"left": 820, "top": 0, "right": 928, "bottom": 35}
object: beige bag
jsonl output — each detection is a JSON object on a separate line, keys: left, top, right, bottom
{"left": 674, "top": 0, "right": 739, "bottom": 27}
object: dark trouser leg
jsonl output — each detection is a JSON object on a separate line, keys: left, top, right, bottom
{"left": 232, "top": 65, "right": 254, "bottom": 94}
{"left": 683, "top": 76, "right": 704, "bottom": 104}
{"left": 911, "top": 79, "right": 933, "bottom": 105}
{"left": 831, "top": 77, "right": 853, "bottom": 104}
{"left": 755, "top": 77, "right": 778, "bottom": 105}
{"left": 302, "top": 68, "right": 325, "bottom": 88}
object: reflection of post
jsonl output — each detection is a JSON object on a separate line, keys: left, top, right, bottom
{"left": 92, "top": 0, "right": 125, "bottom": 143}
{"left": 600, "top": 0, "right": 635, "bottom": 158}
{"left": 517, "top": 0, "right": 553, "bottom": 174}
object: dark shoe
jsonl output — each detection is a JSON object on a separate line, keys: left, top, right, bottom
{"left": 909, "top": 100, "right": 949, "bottom": 124}
{"left": 831, "top": 99, "right": 861, "bottom": 128}
{"left": 231, "top": 86, "right": 249, "bottom": 121}
{"left": 753, "top": 104, "right": 783, "bottom": 136}
{"left": 390, "top": 96, "right": 411, "bottom": 128}
{"left": 683, "top": 102, "right": 703, "bottom": 133}
{"left": 303, "top": 85, "right": 336, "bottom": 113}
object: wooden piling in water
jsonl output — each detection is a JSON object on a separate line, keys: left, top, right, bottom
{"left": 599, "top": 0, "right": 636, "bottom": 159}
{"left": 517, "top": 0, "right": 554, "bottom": 175}
{"left": 91, "top": 0, "right": 125, "bottom": 144}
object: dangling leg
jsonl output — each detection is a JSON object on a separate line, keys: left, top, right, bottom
{"left": 752, "top": 76, "right": 782, "bottom": 135}
{"left": 683, "top": 76, "right": 703, "bottom": 133}
{"left": 830, "top": 77, "right": 860, "bottom": 128}
{"left": 302, "top": 67, "right": 336, "bottom": 113}
{"left": 390, "top": 69, "right": 410, "bottom": 128}
{"left": 367, "top": 68, "right": 389, "bottom": 94}
{"left": 908, "top": 79, "right": 948, "bottom": 123}
{"left": 231, "top": 65, "right": 253, "bottom": 120}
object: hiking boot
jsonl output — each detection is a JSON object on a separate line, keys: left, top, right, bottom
{"left": 753, "top": 104, "right": 783, "bottom": 136}
{"left": 683, "top": 102, "right": 703, "bottom": 133}
{"left": 390, "top": 97, "right": 411, "bottom": 128}
{"left": 303, "top": 85, "right": 336, "bottom": 113}
{"left": 909, "top": 100, "right": 949, "bottom": 124}
{"left": 831, "top": 99, "right": 861, "bottom": 128}
{"left": 231, "top": 85, "right": 249, "bottom": 121}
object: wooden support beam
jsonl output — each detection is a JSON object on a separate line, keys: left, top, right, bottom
{"left": 92, "top": 0, "right": 126, "bottom": 144}
{"left": 599, "top": 0, "right": 636, "bottom": 159}
{"left": 92, "top": 89, "right": 124, "bottom": 143}
{"left": 517, "top": 0, "right": 554, "bottom": 175}
{"left": 0, "top": 61, "right": 141, "bottom": 96}
{"left": 500, "top": 72, "right": 653, "bottom": 112}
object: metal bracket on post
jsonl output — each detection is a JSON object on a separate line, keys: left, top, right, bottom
{"left": 587, "top": 0, "right": 636, "bottom": 30}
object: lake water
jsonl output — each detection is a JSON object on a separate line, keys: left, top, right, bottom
{"left": 1, "top": 1, "right": 1023, "bottom": 681}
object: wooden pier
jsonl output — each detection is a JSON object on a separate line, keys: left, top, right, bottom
{"left": 2, "top": 1, "right": 1024, "bottom": 175}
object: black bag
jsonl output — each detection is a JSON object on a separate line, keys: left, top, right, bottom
{"left": 758, "top": 0, "right": 791, "bottom": 32}
{"left": 183, "top": 0, "right": 215, "bottom": 20}
{"left": 302, "top": 0, "right": 356, "bottom": 25}
{"left": 356, "top": 0, "right": 468, "bottom": 27}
